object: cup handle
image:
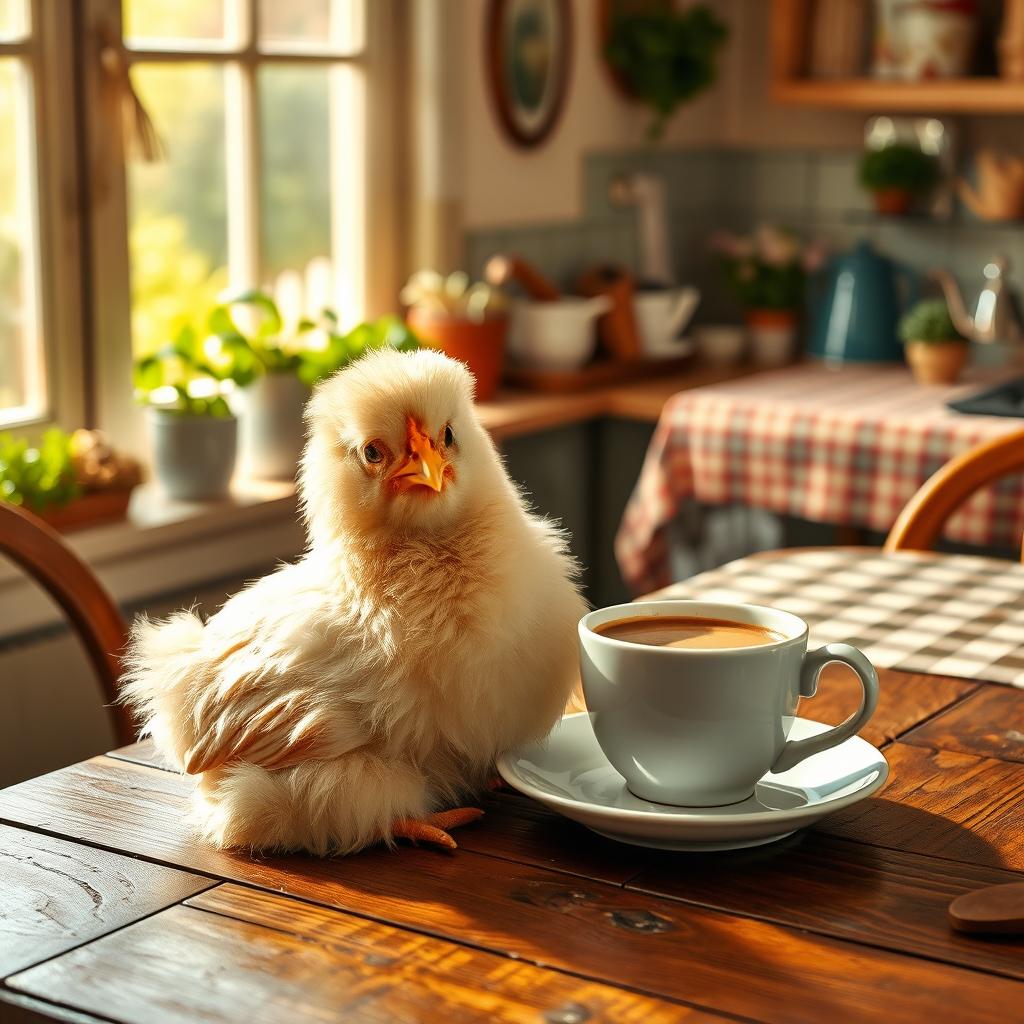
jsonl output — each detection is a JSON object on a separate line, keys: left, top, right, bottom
{"left": 771, "top": 643, "right": 879, "bottom": 774}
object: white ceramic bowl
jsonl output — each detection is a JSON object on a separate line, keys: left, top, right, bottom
{"left": 507, "top": 296, "right": 610, "bottom": 372}
{"left": 697, "top": 324, "right": 747, "bottom": 366}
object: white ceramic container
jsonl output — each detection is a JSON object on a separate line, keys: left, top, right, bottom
{"left": 633, "top": 287, "right": 700, "bottom": 358}
{"left": 507, "top": 296, "right": 611, "bottom": 371}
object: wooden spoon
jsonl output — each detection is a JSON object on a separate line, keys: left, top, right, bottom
{"left": 484, "top": 254, "right": 560, "bottom": 302}
{"left": 949, "top": 882, "right": 1024, "bottom": 935}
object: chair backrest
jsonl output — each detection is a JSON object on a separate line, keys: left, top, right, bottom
{"left": 0, "top": 502, "right": 135, "bottom": 745}
{"left": 884, "top": 429, "right": 1024, "bottom": 561}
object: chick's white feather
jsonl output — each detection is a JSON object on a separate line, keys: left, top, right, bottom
{"left": 122, "top": 348, "right": 586, "bottom": 854}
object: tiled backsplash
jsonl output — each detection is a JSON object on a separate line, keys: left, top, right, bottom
{"left": 466, "top": 147, "right": 1024, "bottom": 325}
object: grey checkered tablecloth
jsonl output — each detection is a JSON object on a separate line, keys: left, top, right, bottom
{"left": 653, "top": 549, "right": 1024, "bottom": 688}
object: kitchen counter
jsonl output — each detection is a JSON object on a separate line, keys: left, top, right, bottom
{"left": 475, "top": 362, "right": 761, "bottom": 440}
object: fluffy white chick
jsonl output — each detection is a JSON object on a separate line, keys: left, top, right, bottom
{"left": 121, "top": 348, "right": 586, "bottom": 855}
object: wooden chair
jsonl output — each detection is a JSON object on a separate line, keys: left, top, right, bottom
{"left": 884, "top": 429, "right": 1024, "bottom": 561}
{"left": 0, "top": 501, "right": 135, "bottom": 745}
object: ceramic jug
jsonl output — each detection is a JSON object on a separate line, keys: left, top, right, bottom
{"left": 808, "top": 241, "right": 914, "bottom": 364}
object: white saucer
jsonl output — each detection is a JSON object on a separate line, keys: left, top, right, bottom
{"left": 497, "top": 713, "right": 888, "bottom": 851}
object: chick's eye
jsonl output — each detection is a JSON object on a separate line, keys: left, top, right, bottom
{"left": 443, "top": 424, "right": 454, "bottom": 448}
{"left": 363, "top": 443, "right": 383, "bottom": 464}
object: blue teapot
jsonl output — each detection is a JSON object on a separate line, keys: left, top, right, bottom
{"left": 808, "top": 241, "right": 915, "bottom": 364}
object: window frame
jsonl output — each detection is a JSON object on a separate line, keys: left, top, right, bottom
{"left": 0, "top": 0, "right": 87, "bottom": 433}
{"left": 79, "top": 0, "right": 407, "bottom": 449}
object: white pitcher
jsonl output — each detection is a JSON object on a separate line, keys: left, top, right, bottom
{"left": 633, "top": 287, "right": 701, "bottom": 358}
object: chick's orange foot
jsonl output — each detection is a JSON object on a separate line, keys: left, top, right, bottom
{"left": 391, "top": 807, "right": 485, "bottom": 850}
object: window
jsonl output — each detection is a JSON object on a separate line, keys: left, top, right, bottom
{"left": 0, "top": 0, "right": 403, "bottom": 438}
{"left": 0, "top": 0, "right": 73, "bottom": 429}
{"left": 122, "top": 0, "right": 367, "bottom": 357}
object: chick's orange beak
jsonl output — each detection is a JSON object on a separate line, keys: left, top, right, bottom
{"left": 389, "top": 416, "right": 447, "bottom": 494}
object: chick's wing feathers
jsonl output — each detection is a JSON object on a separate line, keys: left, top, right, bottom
{"left": 122, "top": 566, "right": 372, "bottom": 776}
{"left": 182, "top": 672, "right": 364, "bottom": 775}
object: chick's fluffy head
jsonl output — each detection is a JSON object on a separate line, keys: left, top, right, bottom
{"left": 300, "top": 348, "right": 495, "bottom": 546}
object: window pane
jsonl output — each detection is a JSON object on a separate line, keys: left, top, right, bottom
{"left": 0, "top": 0, "right": 27, "bottom": 41}
{"left": 258, "top": 0, "right": 363, "bottom": 53}
{"left": 0, "top": 58, "right": 44, "bottom": 421}
{"left": 259, "top": 65, "right": 330, "bottom": 283}
{"left": 123, "top": 0, "right": 229, "bottom": 46}
{"left": 128, "top": 64, "right": 228, "bottom": 357}
{"left": 259, "top": 63, "right": 364, "bottom": 325}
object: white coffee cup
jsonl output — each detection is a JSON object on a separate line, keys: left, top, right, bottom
{"left": 579, "top": 600, "right": 879, "bottom": 807}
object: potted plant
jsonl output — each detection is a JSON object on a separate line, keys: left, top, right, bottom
{"left": 134, "top": 328, "right": 239, "bottom": 501}
{"left": 209, "top": 292, "right": 421, "bottom": 480}
{"left": 859, "top": 143, "right": 941, "bottom": 216}
{"left": 899, "top": 298, "right": 969, "bottom": 384}
{"left": 401, "top": 270, "right": 508, "bottom": 400}
{"left": 710, "top": 226, "right": 826, "bottom": 366}
{"left": 604, "top": 3, "right": 729, "bottom": 141}
{"left": 0, "top": 428, "right": 144, "bottom": 530}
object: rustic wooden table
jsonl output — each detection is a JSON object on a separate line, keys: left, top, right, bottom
{"left": 2, "top": 552, "right": 1024, "bottom": 1023}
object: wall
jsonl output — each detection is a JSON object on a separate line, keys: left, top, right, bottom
{"left": 459, "top": 0, "right": 871, "bottom": 231}
{"left": 460, "top": 0, "right": 730, "bottom": 228}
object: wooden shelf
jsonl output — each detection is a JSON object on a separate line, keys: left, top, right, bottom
{"left": 770, "top": 0, "right": 1024, "bottom": 115}
{"left": 773, "top": 78, "right": 1024, "bottom": 114}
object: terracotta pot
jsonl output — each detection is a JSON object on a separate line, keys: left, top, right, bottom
{"left": 745, "top": 308, "right": 799, "bottom": 367}
{"left": 905, "top": 340, "right": 969, "bottom": 385}
{"left": 873, "top": 188, "right": 914, "bottom": 216}
{"left": 406, "top": 310, "right": 508, "bottom": 401}
{"left": 38, "top": 489, "right": 135, "bottom": 533}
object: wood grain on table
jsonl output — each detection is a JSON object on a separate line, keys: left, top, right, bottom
{"left": 4, "top": 596, "right": 1024, "bottom": 1022}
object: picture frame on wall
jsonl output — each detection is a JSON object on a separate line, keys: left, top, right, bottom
{"left": 486, "top": 0, "right": 573, "bottom": 148}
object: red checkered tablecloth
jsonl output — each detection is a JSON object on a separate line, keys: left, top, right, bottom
{"left": 616, "top": 363, "right": 1024, "bottom": 595}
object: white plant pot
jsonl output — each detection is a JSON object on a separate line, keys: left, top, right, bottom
{"left": 696, "top": 324, "right": 747, "bottom": 366}
{"left": 148, "top": 408, "right": 237, "bottom": 502}
{"left": 746, "top": 315, "right": 798, "bottom": 368}
{"left": 233, "top": 372, "right": 310, "bottom": 481}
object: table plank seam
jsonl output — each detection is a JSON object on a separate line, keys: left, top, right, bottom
{"left": 181, "top": 870, "right": 1024, "bottom": 1015}
{"left": 175, "top": 890, "right": 770, "bottom": 1024}
{"left": 621, "top": 844, "right": 1024, "bottom": 984}
{"left": 1, "top": 872, "right": 220, "bottom": 986}
{"left": 882, "top": 685, "right": 987, "bottom": 750}
{"left": 0, "top": 811, "right": 723, "bottom": 1009}
{"left": 0, "top": 989, "right": 114, "bottom": 1024}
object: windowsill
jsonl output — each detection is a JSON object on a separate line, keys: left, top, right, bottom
{"left": 0, "top": 478, "right": 305, "bottom": 641}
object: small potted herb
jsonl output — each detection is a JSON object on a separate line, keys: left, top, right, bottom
{"left": 209, "top": 291, "right": 420, "bottom": 480}
{"left": 401, "top": 270, "right": 507, "bottom": 400}
{"left": 899, "top": 299, "right": 969, "bottom": 385}
{"left": 859, "top": 143, "right": 941, "bottom": 216}
{"left": 0, "top": 428, "right": 144, "bottom": 529}
{"left": 134, "top": 327, "right": 239, "bottom": 501}
{"left": 604, "top": 3, "right": 728, "bottom": 142}
{"left": 0, "top": 429, "right": 81, "bottom": 516}
{"left": 710, "top": 226, "right": 827, "bottom": 366}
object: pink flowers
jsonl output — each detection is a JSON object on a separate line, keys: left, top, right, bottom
{"left": 710, "top": 226, "right": 825, "bottom": 272}
{"left": 710, "top": 225, "right": 826, "bottom": 312}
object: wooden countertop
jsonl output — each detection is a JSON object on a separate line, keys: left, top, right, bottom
{"left": 475, "top": 362, "right": 760, "bottom": 441}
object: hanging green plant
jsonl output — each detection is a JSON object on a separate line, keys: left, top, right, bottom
{"left": 605, "top": 3, "right": 728, "bottom": 142}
